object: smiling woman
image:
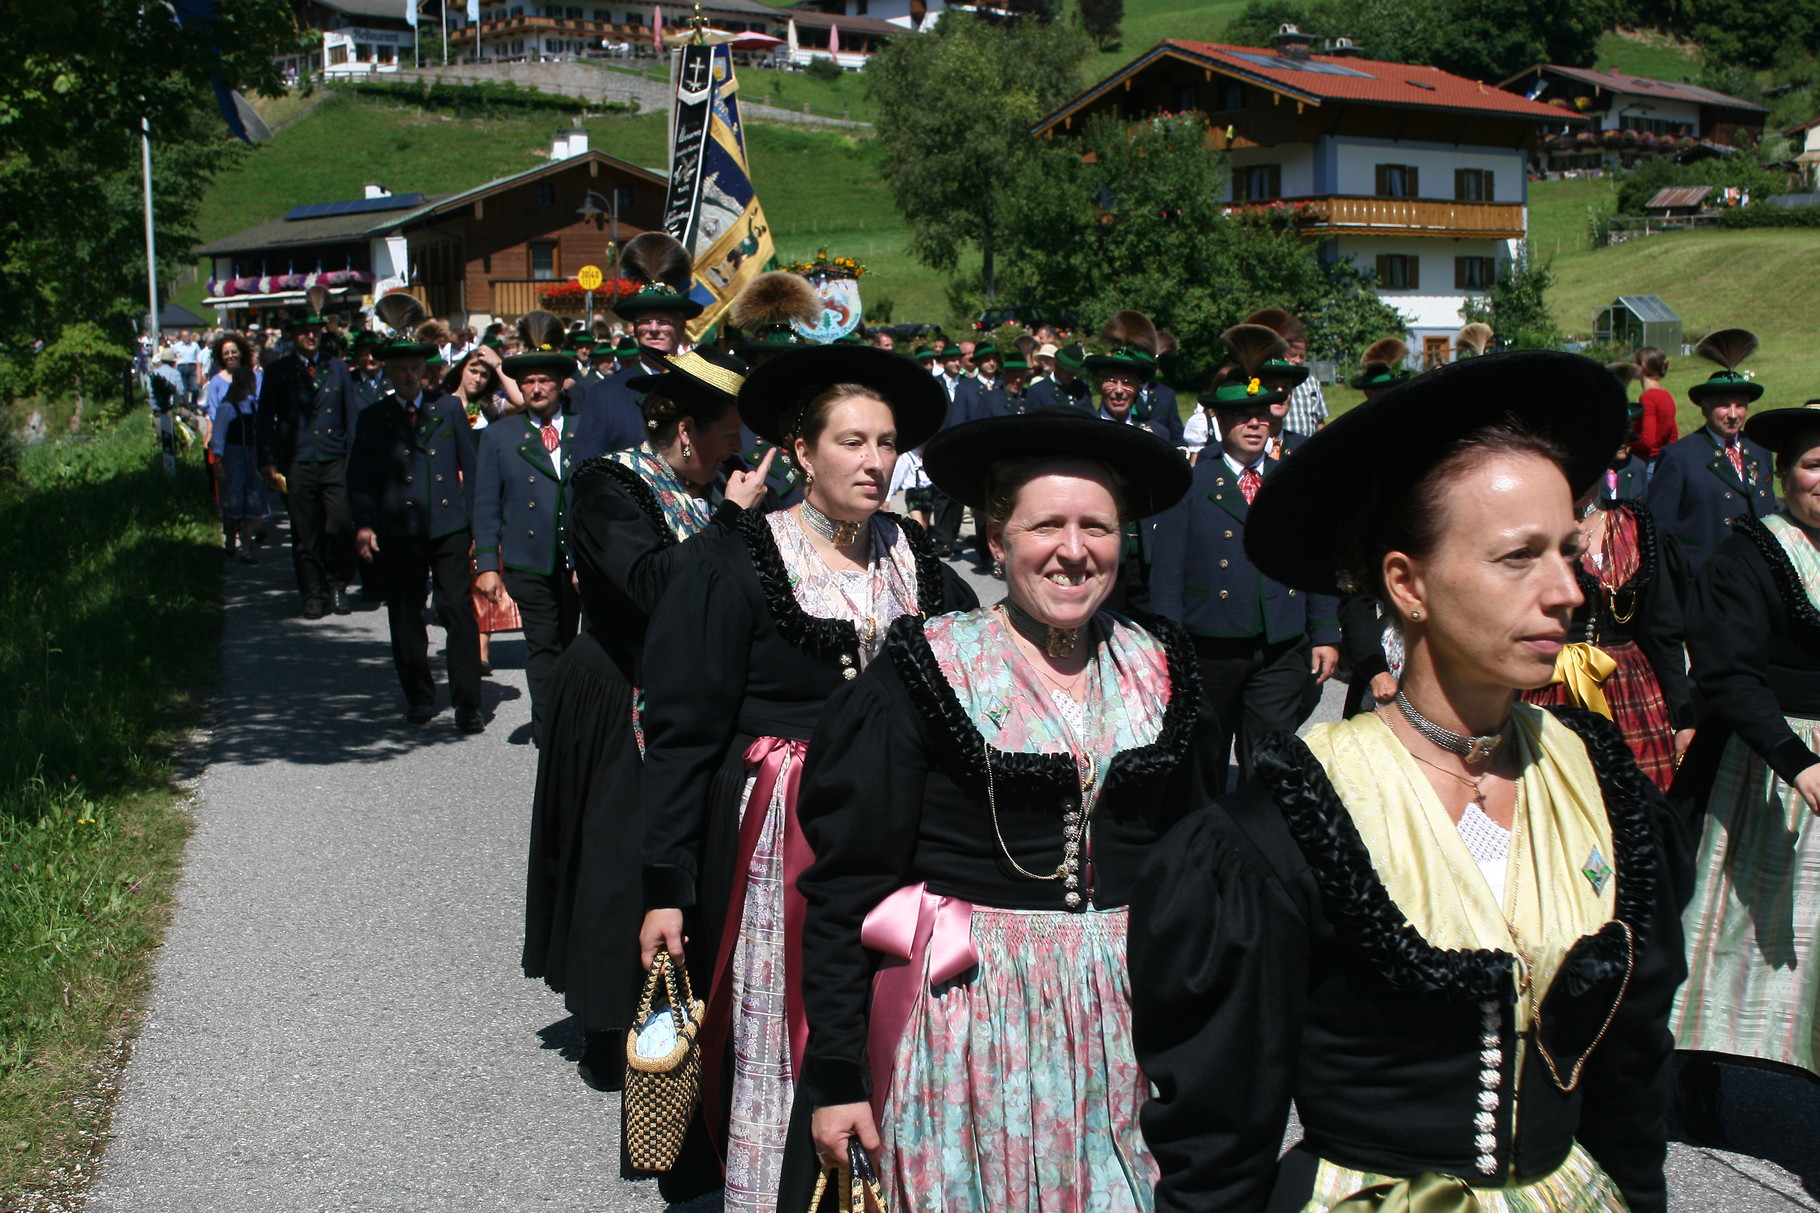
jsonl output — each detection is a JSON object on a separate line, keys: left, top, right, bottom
{"left": 1130, "top": 352, "right": 1690, "bottom": 1213}
{"left": 781, "top": 407, "right": 1200, "bottom": 1213}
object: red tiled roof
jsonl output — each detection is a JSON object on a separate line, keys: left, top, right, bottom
{"left": 1498, "top": 63, "right": 1769, "bottom": 114}
{"left": 1034, "top": 39, "right": 1583, "bottom": 134}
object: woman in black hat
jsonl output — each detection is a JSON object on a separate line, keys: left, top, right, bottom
{"left": 787, "top": 408, "right": 1199, "bottom": 1212}
{"left": 635, "top": 344, "right": 974, "bottom": 1212}
{"left": 520, "top": 347, "right": 773, "bottom": 1106}
{"left": 1131, "top": 352, "right": 1687, "bottom": 1212}
{"left": 1670, "top": 399, "right": 1820, "bottom": 1142}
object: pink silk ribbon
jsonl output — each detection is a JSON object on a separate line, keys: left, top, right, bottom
{"left": 698, "top": 735, "right": 810, "bottom": 1161}
{"left": 859, "top": 883, "right": 978, "bottom": 1118}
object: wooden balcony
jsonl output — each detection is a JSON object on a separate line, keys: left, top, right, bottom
{"left": 1280, "top": 196, "right": 1526, "bottom": 240}
{"left": 490, "top": 279, "right": 565, "bottom": 316}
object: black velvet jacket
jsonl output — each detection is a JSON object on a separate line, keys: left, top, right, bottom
{"left": 1567, "top": 502, "right": 1696, "bottom": 730}
{"left": 792, "top": 611, "right": 1204, "bottom": 1108}
{"left": 1686, "top": 515, "right": 1820, "bottom": 783}
{"left": 567, "top": 457, "right": 745, "bottom": 662}
{"left": 1131, "top": 709, "right": 1687, "bottom": 1213}
{"left": 640, "top": 508, "right": 976, "bottom": 913}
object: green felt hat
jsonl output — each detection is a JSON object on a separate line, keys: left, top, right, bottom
{"left": 1260, "top": 358, "right": 1310, "bottom": 389}
{"left": 567, "top": 332, "right": 596, "bottom": 351}
{"left": 351, "top": 330, "right": 386, "bottom": 351}
{"left": 1687, "top": 370, "right": 1763, "bottom": 405}
{"left": 913, "top": 345, "right": 936, "bottom": 363}
{"left": 1054, "top": 341, "right": 1087, "bottom": 373}
{"left": 1082, "top": 345, "right": 1158, "bottom": 378}
{"left": 613, "top": 285, "right": 704, "bottom": 322}
{"left": 614, "top": 336, "right": 640, "bottom": 359}
{"left": 377, "top": 340, "right": 435, "bottom": 362}
{"left": 1348, "top": 363, "right": 1414, "bottom": 391}
{"left": 286, "top": 310, "right": 327, "bottom": 332}
{"left": 1198, "top": 374, "right": 1288, "bottom": 412}
{"left": 971, "top": 343, "right": 1001, "bottom": 363}
{"left": 733, "top": 324, "right": 814, "bottom": 358}
{"left": 1000, "top": 356, "right": 1030, "bottom": 373}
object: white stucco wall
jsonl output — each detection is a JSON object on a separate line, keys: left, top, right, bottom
{"left": 1325, "top": 138, "right": 1527, "bottom": 199}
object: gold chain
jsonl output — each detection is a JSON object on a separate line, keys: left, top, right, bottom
{"left": 983, "top": 735, "right": 1095, "bottom": 884}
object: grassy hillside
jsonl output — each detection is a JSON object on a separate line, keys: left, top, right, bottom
{"left": 1592, "top": 28, "right": 1703, "bottom": 81}
{"left": 1548, "top": 229, "right": 1820, "bottom": 430}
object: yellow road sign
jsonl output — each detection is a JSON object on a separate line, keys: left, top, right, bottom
{"left": 577, "top": 265, "right": 604, "bottom": 291}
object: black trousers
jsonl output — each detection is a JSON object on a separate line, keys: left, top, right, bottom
{"left": 377, "top": 528, "right": 481, "bottom": 714}
{"left": 284, "top": 456, "right": 355, "bottom": 604}
{"left": 503, "top": 567, "right": 580, "bottom": 745}
{"left": 931, "top": 490, "right": 964, "bottom": 550}
{"left": 1193, "top": 633, "right": 1313, "bottom": 797}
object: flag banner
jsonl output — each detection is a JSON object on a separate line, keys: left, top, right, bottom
{"left": 467, "top": 0, "right": 480, "bottom": 22}
{"left": 405, "top": 0, "right": 418, "bottom": 27}
{"left": 662, "top": 38, "right": 774, "bottom": 342}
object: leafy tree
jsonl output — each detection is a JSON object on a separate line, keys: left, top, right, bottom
{"left": 864, "top": 11, "right": 1090, "bottom": 299}
{"left": 0, "top": 0, "right": 297, "bottom": 392}
{"left": 998, "top": 111, "right": 1406, "bottom": 387}
{"left": 1459, "top": 245, "right": 1560, "bottom": 350}
{"left": 1077, "top": 0, "right": 1125, "bottom": 49}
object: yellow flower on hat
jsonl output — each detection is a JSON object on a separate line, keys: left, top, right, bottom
{"left": 1247, "top": 377, "right": 1261, "bottom": 395}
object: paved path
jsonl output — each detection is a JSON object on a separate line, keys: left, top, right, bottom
{"left": 87, "top": 533, "right": 1820, "bottom": 1211}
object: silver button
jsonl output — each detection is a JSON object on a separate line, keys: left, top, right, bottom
{"left": 1223, "top": 530, "right": 1233, "bottom": 539}
{"left": 1481, "top": 1033, "right": 1499, "bottom": 1049}
{"left": 1480, "top": 1068, "right": 1501, "bottom": 1089}
{"left": 1219, "top": 559, "right": 1229, "bottom": 568}
{"left": 441, "top": 498, "right": 449, "bottom": 506}
{"left": 1476, "top": 1154, "right": 1497, "bottom": 1176}
{"left": 1474, "top": 1111, "right": 1495, "bottom": 1131}
{"left": 842, "top": 667, "right": 857, "bottom": 680}
{"left": 1219, "top": 590, "right": 1229, "bottom": 599}
{"left": 1478, "top": 1000, "right": 1497, "bottom": 1014}
{"left": 1480, "top": 1047, "right": 1503, "bottom": 1067}
{"left": 528, "top": 475, "right": 536, "bottom": 483}
{"left": 1215, "top": 477, "right": 1226, "bottom": 487}
{"left": 1287, "top": 589, "right": 1297, "bottom": 597}
{"left": 1478, "top": 1090, "right": 1499, "bottom": 1111}
{"left": 839, "top": 654, "right": 853, "bottom": 665}
{"left": 1475, "top": 1132, "right": 1496, "bottom": 1152}
{"left": 529, "top": 500, "right": 536, "bottom": 509}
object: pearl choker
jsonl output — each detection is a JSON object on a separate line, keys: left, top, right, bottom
{"left": 800, "top": 497, "right": 867, "bottom": 547}
{"left": 1003, "top": 597, "right": 1081, "bottom": 659}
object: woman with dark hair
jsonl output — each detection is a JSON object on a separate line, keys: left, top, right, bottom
{"left": 1670, "top": 399, "right": 1820, "bottom": 1142}
{"left": 210, "top": 363, "right": 269, "bottom": 562}
{"left": 1631, "top": 347, "right": 1678, "bottom": 470}
{"left": 637, "top": 344, "right": 975, "bottom": 1212}
{"left": 789, "top": 407, "right": 1199, "bottom": 1213}
{"left": 1132, "top": 352, "right": 1688, "bottom": 1212}
{"left": 521, "top": 348, "right": 771, "bottom": 1097}
{"left": 442, "top": 345, "right": 523, "bottom": 428}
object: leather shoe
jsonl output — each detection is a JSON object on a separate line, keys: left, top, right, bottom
{"left": 405, "top": 702, "right": 436, "bottom": 724}
{"left": 330, "top": 586, "right": 352, "bottom": 615}
{"left": 455, "top": 708, "right": 486, "bottom": 734}
{"left": 302, "top": 598, "right": 328, "bottom": 620}
{"left": 577, "top": 1029, "right": 626, "bottom": 1092}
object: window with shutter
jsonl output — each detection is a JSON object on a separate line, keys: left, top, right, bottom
{"left": 1376, "top": 255, "right": 1418, "bottom": 289}
{"left": 1407, "top": 256, "right": 1420, "bottom": 290}
{"left": 1406, "top": 166, "right": 1419, "bottom": 198}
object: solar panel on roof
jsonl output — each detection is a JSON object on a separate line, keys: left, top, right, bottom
{"left": 283, "top": 193, "right": 426, "bottom": 221}
{"left": 1223, "top": 49, "right": 1373, "bottom": 78}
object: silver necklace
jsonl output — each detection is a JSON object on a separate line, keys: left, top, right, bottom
{"left": 645, "top": 442, "right": 683, "bottom": 486}
{"left": 799, "top": 496, "right": 867, "bottom": 547}
{"left": 1395, "top": 691, "right": 1507, "bottom": 765}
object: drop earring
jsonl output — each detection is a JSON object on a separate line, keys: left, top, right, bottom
{"left": 992, "top": 560, "right": 1004, "bottom": 577}
{"left": 680, "top": 441, "right": 692, "bottom": 459}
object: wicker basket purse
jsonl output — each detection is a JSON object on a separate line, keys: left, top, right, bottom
{"left": 622, "top": 951, "right": 706, "bottom": 1172}
{"left": 808, "top": 1139, "right": 889, "bottom": 1212}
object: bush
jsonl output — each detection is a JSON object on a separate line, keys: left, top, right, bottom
{"left": 1459, "top": 244, "right": 1560, "bottom": 351}
{"left": 339, "top": 78, "right": 634, "bottom": 119}
{"left": 803, "top": 56, "right": 844, "bottom": 82}
{"left": 1714, "top": 203, "right": 1820, "bottom": 229}
{"left": 1614, "top": 155, "right": 1783, "bottom": 216}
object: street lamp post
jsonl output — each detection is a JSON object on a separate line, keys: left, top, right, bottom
{"left": 576, "top": 188, "right": 623, "bottom": 263}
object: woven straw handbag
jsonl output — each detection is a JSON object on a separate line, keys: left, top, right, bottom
{"left": 808, "top": 1140, "right": 889, "bottom": 1213}
{"left": 622, "top": 951, "right": 705, "bottom": 1173}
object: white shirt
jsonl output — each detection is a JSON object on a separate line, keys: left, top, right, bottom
{"left": 1220, "top": 448, "right": 1268, "bottom": 480}
{"left": 530, "top": 410, "right": 565, "bottom": 476}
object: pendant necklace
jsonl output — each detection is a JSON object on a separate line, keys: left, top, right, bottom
{"left": 1002, "top": 596, "right": 1081, "bottom": 659}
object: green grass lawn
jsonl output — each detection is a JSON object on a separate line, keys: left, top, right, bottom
{"left": 1592, "top": 28, "right": 1703, "bottom": 81}
{"left": 1082, "top": 0, "right": 1252, "bottom": 78}
{"left": 1, "top": 410, "right": 218, "bottom": 1203}
{"left": 1548, "top": 228, "right": 1820, "bottom": 432}
{"left": 1527, "top": 175, "right": 1621, "bottom": 262}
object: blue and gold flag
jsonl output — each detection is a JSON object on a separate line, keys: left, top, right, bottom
{"left": 661, "top": 35, "right": 773, "bottom": 342}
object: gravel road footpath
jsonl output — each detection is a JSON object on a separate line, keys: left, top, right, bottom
{"left": 84, "top": 539, "right": 1818, "bottom": 1211}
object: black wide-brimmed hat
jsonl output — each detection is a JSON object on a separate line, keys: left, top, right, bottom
{"left": 627, "top": 347, "right": 747, "bottom": 410}
{"left": 1246, "top": 351, "right": 1629, "bottom": 595}
{"left": 923, "top": 406, "right": 1191, "bottom": 519}
{"left": 739, "top": 343, "right": 948, "bottom": 450}
{"left": 1744, "top": 400, "right": 1820, "bottom": 456}
{"left": 377, "top": 339, "right": 436, "bottom": 361}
